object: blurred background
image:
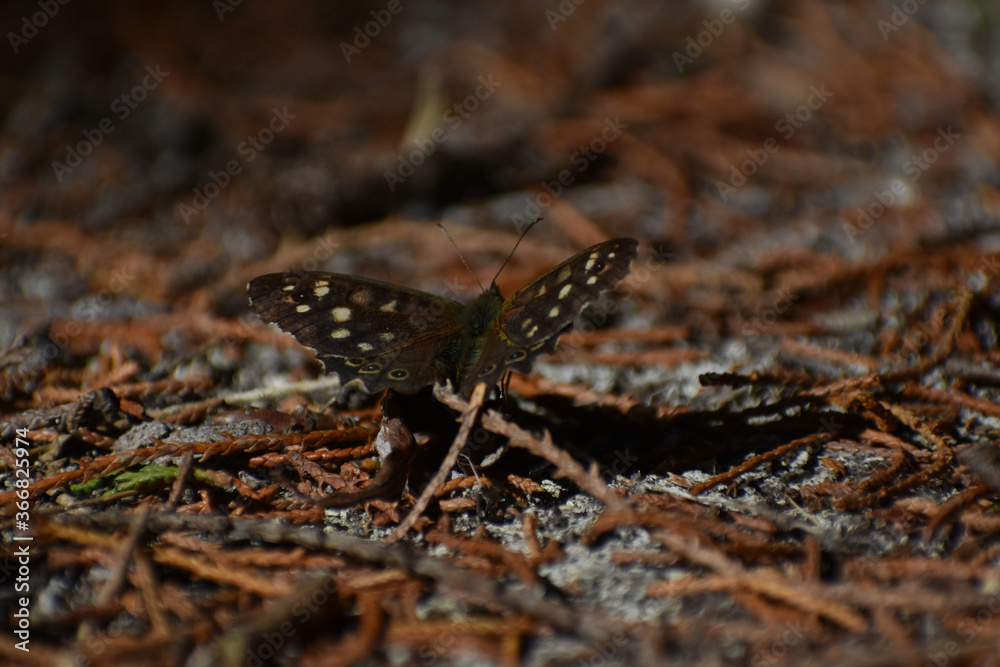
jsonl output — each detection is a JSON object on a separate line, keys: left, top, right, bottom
{"left": 2, "top": 0, "right": 997, "bottom": 362}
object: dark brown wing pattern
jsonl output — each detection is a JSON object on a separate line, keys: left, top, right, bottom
{"left": 249, "top": 272, "right": 465, "bottom": 394}
{"left": 458, "top": 238, "right": 638, "bottom": 395}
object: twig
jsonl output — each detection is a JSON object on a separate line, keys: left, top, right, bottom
{"left": 43, "top": 511, "right": 622, "bottom": 642}
{"left": 216, "top": 376, "right": 345, "bottom": 406}
{"left": 387, "top": 383, "right": 487, "bottom": 543}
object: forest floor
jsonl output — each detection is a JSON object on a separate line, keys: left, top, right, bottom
{"left": 3, "top": 1, "right": 1000, "bottom": 665}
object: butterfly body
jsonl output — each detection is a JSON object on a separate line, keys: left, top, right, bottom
{"left": 249, "top": 237, "right": 638, "bottom": 396}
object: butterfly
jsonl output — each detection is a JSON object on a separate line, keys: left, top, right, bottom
{"left": 248, "top": 237, "right": 638, "bottom": 397}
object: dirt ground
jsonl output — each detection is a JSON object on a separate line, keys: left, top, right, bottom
{"left": 3, "top": 1, "right": 1000, "bottom": 665}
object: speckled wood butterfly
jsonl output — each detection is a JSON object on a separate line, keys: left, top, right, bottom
{"left": 248, "top": 237, "right": 638, "bottom": 396}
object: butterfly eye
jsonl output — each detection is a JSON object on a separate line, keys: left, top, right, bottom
{"left": 360, "top": 363, "right": 382, "bottom": 374}
{"left": 479, "top": 363, "right": 498, "bottom": 377}
{"left": 506, "top": 350, "right": 527, "bottom": 364}
{"left": 388, "top": 369, "right": 409, "bottom": 380}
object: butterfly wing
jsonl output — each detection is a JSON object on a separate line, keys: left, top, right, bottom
{"left": 458, "top": 238, "right": 639, "bottom": 395}
{"left": 249, "top": 272, "right": 465, "bottom": 394}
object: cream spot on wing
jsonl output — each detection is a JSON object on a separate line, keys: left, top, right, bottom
{"left": 282, "top": 284, "right": 295, "bottom": 292}
{"left": 521, "top": 318, "right": 534, "bottom": 331}
{"left": 380, "top": 300, "right": 398, "bottom": 312}
{"left": 314, "top": 285, "right": 330, "bottom": 297}
{"left": 350, "top": 290, "right": 372, "bottom": 305}
{"left": 379, "top": 332, "right": 394, "bottom": 342}
{"left": 557, "top": 267, "right": 572, "bottom": 282}
{"left": 536, "top": 284, "right": 547, "bottom": 297}
{"left": 331, "top": 307, "right": 351, "bottom": 322}
{"left": 296, "top": 304, "right": 310, "bottom": 313}
{"left": 558, "top": 284, "right": 572, "bottom": 299}
{"left": 585, "top": 253, "right": 598, "bottom": 270}
{"left": 587, "top": 275, "right": 598, "bottom": 285}
{"left": 608, "top": 252, "right": 616, "bottom": 258}
{"left": 527, "top": 325, "right": 538, "bottom": 338}
{"left": 548, "top": 305, "right": 561, "bottom": 318}
{"left": 357, "top": 342, "right": 373, "bottom": 352}
{"left": 331, "top": 328, "right": 350, "bottom": 339}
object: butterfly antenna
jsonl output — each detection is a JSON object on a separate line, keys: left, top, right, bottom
{"left": 437, "top": 223, "right": 486, "bottom": 293}
{"left": 489, "top": 218, "right": 541, "bottom": 289}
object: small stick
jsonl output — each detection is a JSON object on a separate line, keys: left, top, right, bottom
{"left": 385, "top": 382, "right": 487, "bottom": 543}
